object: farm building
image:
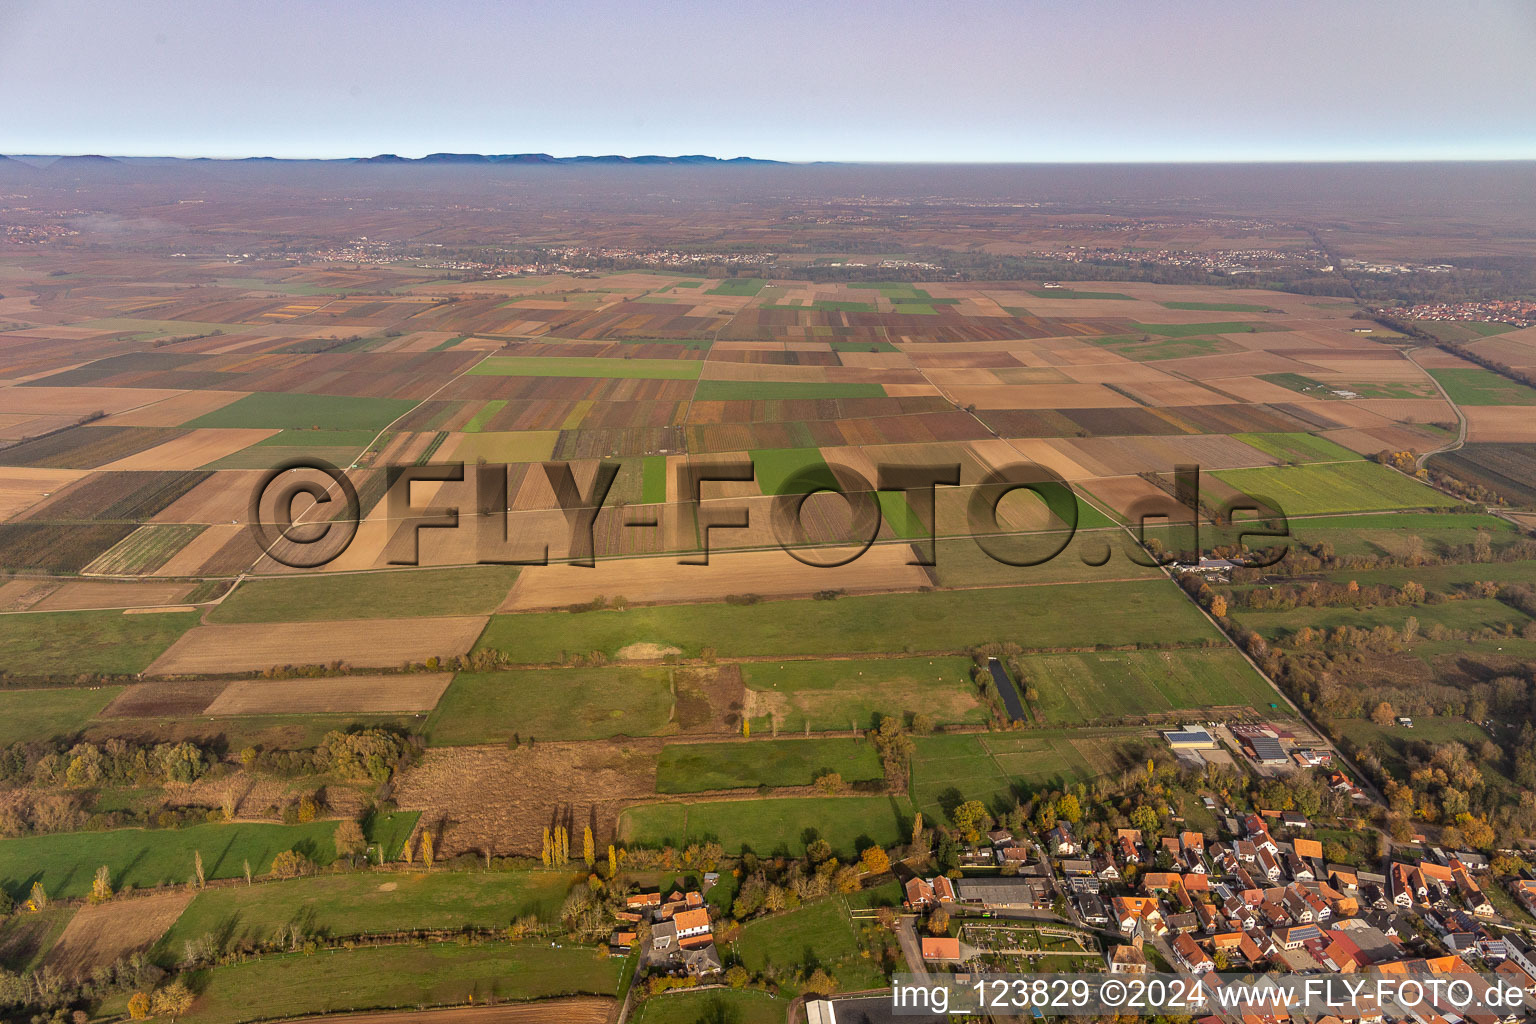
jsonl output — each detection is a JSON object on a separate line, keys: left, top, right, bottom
{"left": 1162, "top": 725, "right": 1216, "bottom": 750}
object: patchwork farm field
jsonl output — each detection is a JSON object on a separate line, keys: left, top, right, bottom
{"left": 425, "top": 666, "right": 676, "bottom": 743}
{"left": 908, "top": 731, "right": 1138, "bottom": 820}
{"left": 209, "top": 566, "right": 521, "bottom": 623}
{"left": 0, "top": 685, "right": 123, "bottom": 745}
{"left": 0, "top": 609, "right": 199, "bottom": 678}
{"left": 740, "top": 656, "right": 984, "bottom": 733}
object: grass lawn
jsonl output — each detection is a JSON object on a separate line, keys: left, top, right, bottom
{"left": 693, "top": 380, "right": 885, "bottom": 400}
{"left": 0, "top": 609, "right": 199, "bottom": 678}
{"left": 180, "top": 942, "right": 620, "bottom": 1024}
{"left": 619, "top": 795, "right": 911, "bottom": 857}
{"left": 469, "top": 355, "right": 701, "bottom": 380}
{"left": 1212, "top": 461, "right": 1451, "bottom": 515}
{"left": 655, "top": 738, "right": 884, "bottom": 793}
{"left": 188, "top": 393, "right": 416, "bottom": 431}
{"left": 1428, "top": 368, "right": 1536, "bottom": 406}
{"left": 475, "top": 579, "right": 1218, "bottom": 663}
{"left": 732, "top": 896, "right": 866, "bottom": 981}
{"left": 909, "top": 731, "right": 1130, "bottom": 821}
{"left": 0, "top": 904, "right": 75, "bottom": 972}
{"left": 740, "top": 656, "right": 984, "bottom": 733}
{"left": 1019, "top": 648, "right": 1283, "bottom": 725}
{"left": 1233, "top": 432, "right": 1362, "bottom": 465}
{"left": 156, "top": 870, "right": 581, "bottom": 962}
{"left": 210, "top": 566, "right": 519, "bottom": 623}
{"left": 641, "top": 454, "right": 667, "bottom": 504}
{"left": 425, "top": 666, "right": 675, "bottom": 744}
{"left": 0, "top": 686, "right": 123, "bottom": 745}
{"left": 633, "top": 990, "right": 784, "bottom": 1024}
{"left": 1159, "top": 301, "right": 1273, "bottom": 312}
{"left": 0, "top": 820, "right": 356, "bottom": 900}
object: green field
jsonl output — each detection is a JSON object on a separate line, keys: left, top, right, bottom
{"left": 749, "top": 446, "right": 840, "bottom": 495}
{"left": 619, "top": 795, "right": 910, "bottom": 857}
{"left": 1234, "top": 596, "right": 1529, "bottom": 644}
{"left": 188, "top": 393, "right": 417, "bottom": 431}
{"left": 1132, "top": 320, "right": 1276, "bottom": 337}
{"left": 1331, "top": 717, "right": 1510, "bottom": 793}
{"left": 1212, "top": 461, "right": 1450, "bottom": 515}
{"left": 475, "top": 579, "right": 1218, "bottom": 663}
{"left": 210, "top": 566, "right": 519, "bottom": 623}
{"left": 1018, "top": 648, "right": 1284, "bottom": 725}
{"left": 469, "top": 355, "right": 701, "bottom": 380}
{"left": 740, "top": 656, "right": 984, "bottom": 733}
{"left": 1283, "top": 511, "right": 1517, "bottom": 559}
{"left": 180, "top": 942, "right": 620, "bottom": 1024}
{"left": 0, "top": 820, "right": 361, "bottom": 899}
{"left": 1234, "top": 432, "right": 1363, "bottom": 465}
{"left": 1086, "top": 333, "right": 1236, "bottom": 362}
{"left": 1313, "top": 557, "right": 1536, "bottom": 592}
{"left": 253, "top": 428, "right": 379, "bottom": 449}
{"left": 693, "top": 380, "right": 886, "bottom": 400}
{"left": 1428, "top": 367, "right": 1536, "bottom": 406}
{"left": 1029, "top": 289, "right": 1133, "bottom": 300}
{"left": 0, "top": 904, "right": 74, "bottom": 973}
{"left": 0, "top": 686, "right": 123, "bottom": 745}
{"left": 633, "top": 990, "right": 784, "bottom": 1024}
{"left": 157, "top": 870, "right": 581, "bottom": 962}
{"left": 0, "top": 609, "right": 199, "bottom": 678}
{"left": 1159, "top": 301, "right": 1273, "bottom": 312}
{"left": 909, "top": 732, "right": 1127, "bottom": 820}
{"left": 425, "top": 666, "right": 675, "bottom": 744}
{"left": 641, "top": 454, "right": 667, "bottom": 504}
{"left": 655, "top": 738, "right": 884, "bottom": 793}
{"left": 706, "top": 278, "right": 768, "bottom": 296}
{"left": 463, "top": 399, "right": 509, "bottom": 432}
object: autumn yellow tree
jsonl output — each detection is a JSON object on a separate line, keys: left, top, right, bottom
{"left": 583, "top": 825, "right": 595, "bottom": 869}
{"left": 151, "top": 981, "right": 194, "bottom": 1021}
{"left": 860, "top": 845, "right": 890, "bottom": 875}
{"left": 542, "top": 827, "right": 553, "bottom": 867}
{"left": 127, "top": 992, "right": 151, "bottom": 1020}
{"left": 421, "top": 830, "right": 435, "bottom": 869}
{"left": 28, "top": 880, "right": 46, "bottom": 911}
{"left": 608, "top": 844, "right": 618, "bottom": 877}
{"left": 90, "top": 865, "right": 113, "bottom": 904}
{"left": 403, "top": 835, "right": 414, "bottom": 865}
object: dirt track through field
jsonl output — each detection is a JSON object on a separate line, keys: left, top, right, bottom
{"left": 270, "top": 998, "right": 617, "bottom": 1024}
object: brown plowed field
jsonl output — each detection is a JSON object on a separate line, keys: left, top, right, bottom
{"left": 204, "top": 673, "right": 454, "bottom": 714}
{"left": 43, "top": 890, "right": 194, "bottom": 978}
{"left": 101, "top": 428, "right": 276, "bottom": 470}
{"left": 146, "top": 616, "right": 489, "bottom": 675}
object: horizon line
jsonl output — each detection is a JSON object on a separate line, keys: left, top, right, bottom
{"left": 8, "top": 152, "right": 1536, "bottom": 166}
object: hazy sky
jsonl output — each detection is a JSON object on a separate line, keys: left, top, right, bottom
{"left": 3, "top": 0, "right": 1534, "bottom": 161}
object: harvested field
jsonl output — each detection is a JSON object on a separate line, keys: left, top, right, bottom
{"left": 1463, "top": 406, "right": 1536, "bottom": 443}
{"left": 146, "top": 616, "right": 489, "bottom": 675}
{"left": 0, "top": 467, "right": 88, "bottom": 521}
{"left": 43, "top": 890, "right": 194, "bottom": 978}
{"left": 0, "top": 426, "right": 190, "bottom": 470}
{"left": 97, "top": 390, "right": 249, "bottom": 427}
{"left": 500, "top": 543, "right": 930, "bottom": 610}
{"left": 99, "top": 428, "right": 276, "bottom": 470}
{"left": 204, "top": 673, "right": 453, "bottom": 715}
{"left": 0, "top": 386, "right": 185, "bottom": 417}
{"left": 392, "top": 742, "right": 659, "bottom": 856}
{"left": 22, "top": 470, "right": 211, "bottom": 524}
{"left": 30, "top": 580, "right": 195, "bottom": 611}
{"left": 101, "top": 680, "right": 228, "bottom": 718}
{"left": 83, "top": 523, "right": 206, "bottom": 575}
